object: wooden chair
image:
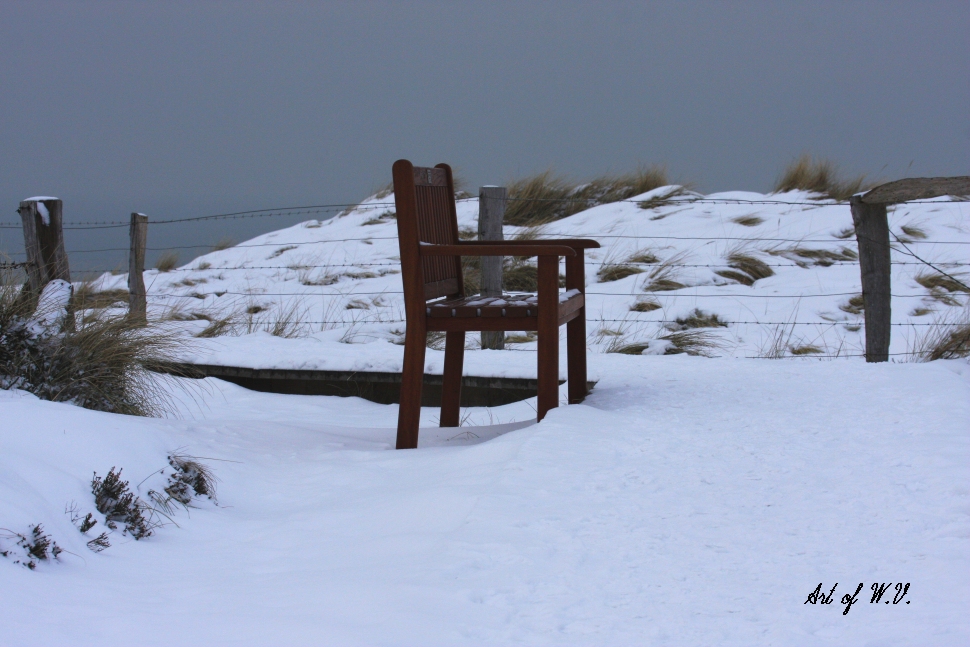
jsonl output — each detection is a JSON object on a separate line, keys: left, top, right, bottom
{"left": 392, "top": 159, "right": 600, "bottom": 449}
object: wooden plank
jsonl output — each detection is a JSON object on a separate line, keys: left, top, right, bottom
{"left": 428, "top": 316, "right": 540, "bottom": 332}
{"left": 479, "top": 185, "right": 506, "bottom": 350}
{"left": 850, "top": 196, "right": 891, "bottom": 362}
{"left": 128, "top": 213, "right": 148, "bottom": 324}
{"left": 165, "top": 363, "right": 593, "bottom": 407}
{"left": 861, "top": 176, "right": 970, "bottom": 205}
{"left": 424, "top": 277, "right": 460, "bottom": 300}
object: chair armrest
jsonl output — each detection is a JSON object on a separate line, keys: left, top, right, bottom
{"left": 421, "top": 243, "right": 576, "bottom": 257}
{"left": 459, "top": 239, "right": 600, "bottom": 249}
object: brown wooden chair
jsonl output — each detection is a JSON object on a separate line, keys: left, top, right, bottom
{"left": 392, "top": 159, "right": 600, "bottom": 449}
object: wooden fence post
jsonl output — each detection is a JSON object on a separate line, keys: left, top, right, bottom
{"left": 128, "top": 212, "right": 148, "bottom": 323}
{"left": 479, "top": 186, "right": 506, "bottom": 350}
{"left": 850, "top": 195, "right": 891, "bottom": 363}
{"left": 18, "top": 197, "right": 71, "bottom": 308}
{"left": 849, "top": 176, "right": 970, "bottom": 363}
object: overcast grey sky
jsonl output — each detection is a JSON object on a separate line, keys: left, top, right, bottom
{"left": 1, "top": 1, "right": 967, "bottom": 272}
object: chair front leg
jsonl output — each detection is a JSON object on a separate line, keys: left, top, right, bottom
{"left": 536, "top": 255, "right": 559, "bottom": 421}
{"left": 440, "top": 330, "right": 465, "bottom": 427}
{"left": 396, "top": 319, "right": 427, "bottom": 449}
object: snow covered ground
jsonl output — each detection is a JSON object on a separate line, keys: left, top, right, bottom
{"left": 4, "top": 186, "right": 969, "bottom": 644}
{"left": 3, "top": 356, "right": 969, "bottom": 645}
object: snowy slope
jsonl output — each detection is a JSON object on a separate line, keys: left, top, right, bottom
{"left": 87, "top": 187, "right": 970, "bottom": 375}
{"left": 2, "top": 357, "right": 969, "bottom": 645}
{"left": 5, "top": 186, "right": 969, "bottom": 644}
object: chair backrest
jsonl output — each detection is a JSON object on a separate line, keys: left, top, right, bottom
{"left": 392, "top": 160, "right": 464, "bottom": 307}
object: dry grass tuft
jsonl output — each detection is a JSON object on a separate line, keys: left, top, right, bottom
{"left": 268, "top": 246, "right": 298, "bottom": 259}
{"left": 504, "top": 167, "right": 671, "bottom": 226}
{"left": 607, "top": 329, "right": 721, "bottom": 357}
{"left": 643, "top": 278, "right": 686, "bottom": 292}
{"left": 716, "top": 252, "right": 775, "bottom": 286}
{"left": 733, "top": 215, "right": 764, "bottom": 227}
{"left": 212, "top": 238, "right": 236, "bottom": 252}
{"left": 362, "top": 210, "right": 396, "bottom": 226}
{"left": 630, "top": 299, "right": 661, "bottom": 313}
{"left": 768, "top": 245, "right": 857, "bottom": 267}
{"left": 899, "top": 225, "right": 928, "bottom": 241}
{"left": 915, "top": 272, "right": 969, "bottom": 294}
{"left": 300, "top": 271, "right": 339, "bottom": 287}
{"left": 773, "top": 154, "right": 873, "bottom": 201}
{"left": 790, "top": 344, "right": 824, "bottom": 355}
{"left": 668, "top": 308, "right": 728, "bottom": 330}
{"left": 0, "top": 284, "right": 192, "bottom": 416}
{"left": 637, "top": 186, "right": 692, "bottom": 211}
{"left": 71, "top": 285, "right": 129, "bottom": 312}
{"left": 196, "top": 316, "right": 234, "bottom": 338}
{"left": 461, "top": 255, "right": 481, "bottom": 295}
{"left": 597, "top": 248, "right": 659, "bottom": 283}
{"left": 597, "top": 264, "right": 645, "bottom": 283}
{"left": 503, "top": 262, "right": 539, "bottom": 292}
{"left": 909, "top": 306, "right": 970, "bottom": 361}
{"left": 154, "top": 251, "right": 179, "bottom": 272}
{"left": 426, "top": 330, "right": 447, "bottom": 350}
{"left": 628, "top": 250, "right": 660, "bottom": 264}
{"left": 839, "top": 294, "right": 865, "bottom": 315}
{"left": 641, "top": 253, "right": 688, "bottom": 292}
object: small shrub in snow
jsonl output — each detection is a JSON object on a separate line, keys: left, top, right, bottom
{"left": 86, "top": 533, "right": 111, "bottom": 553}
{"left": 66, "top": 501, "right": 110, "bottom": 552}
{"left": 0, "top": 524, "right": 62, "bottom": 569}
{"left": 66, "top": 501, "right": 98, "bottom": 533}
{"left": 163, "top": 454, "right": 218, "bottom": 505}
{"left": 91, "top": 468, "right": 155, "bottom": 540}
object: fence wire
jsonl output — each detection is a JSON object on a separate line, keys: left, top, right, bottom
{"left": 3, "top": 193, "right": 968, "bottom": 360}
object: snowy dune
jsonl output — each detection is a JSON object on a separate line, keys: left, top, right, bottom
{"left": 88, "top": 187, "right": 970, "bottom": 368}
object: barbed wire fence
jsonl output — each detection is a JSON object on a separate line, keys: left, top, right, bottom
{"left": 2, "top": 191, "right": 968, "bottom": 361}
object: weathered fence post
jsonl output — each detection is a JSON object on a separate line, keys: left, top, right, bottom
{"left": 850, "top": 196, "right": 891, "bottom": 362}
{"left": 18, "top": 197, "right": 71, "bottom": 308}
{"left": 479, "top": 186, "right": 506, "bottom": 350}
{"left": 128, "top": 212, "right": 148, "bottom": 323}
{"left": 851, "top": 176, "right": 970, "bottom": 363}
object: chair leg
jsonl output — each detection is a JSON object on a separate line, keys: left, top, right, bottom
{"left": 440, "top": 331, "right": 465, "bottom": 427}
{"left": 396, "top": 322, "right": 427, "bottom": 449}
{"left": 537, "top": 256, "right": 559, "bottom": 421}
{"left": 567, "top": 310, "right": 587, "bottom": 404}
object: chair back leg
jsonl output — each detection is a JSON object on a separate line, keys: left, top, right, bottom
{"left": 566, "top": 313, "right": 588, "bottom": 404}
{"left": 396, "top": 322, "right": 428, "bottom": 449}
{"left": 439, "top": 331, "right": 465, "bottom": 427}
